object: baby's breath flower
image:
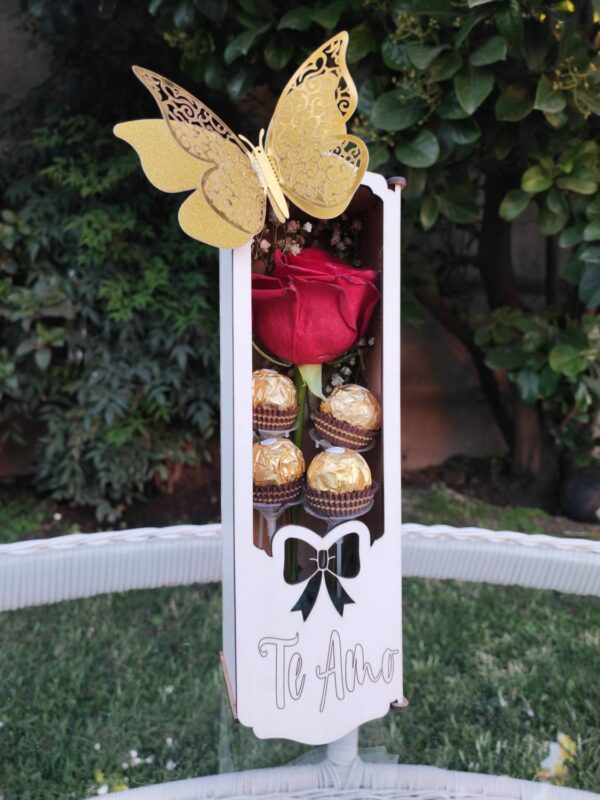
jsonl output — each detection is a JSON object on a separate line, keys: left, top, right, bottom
{"left": 259, "top": 238, "right": 271, "bottom": 253}
{"left": 287, "top": 220, "right": 300, "bottom": 233}
{"left": 290, "top": 243, "right": 302, "bottom": 255}
{"left": 302, "top": 221, "right": 312, "bottom": 232}
{"left": 166, "top": 759, "right": 177, "bottom": 771}
{"left": 330, "top": 373, "right": 344, "bottom": 387}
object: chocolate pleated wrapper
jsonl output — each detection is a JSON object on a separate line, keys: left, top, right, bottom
{"left": 253, "top": 438, "right": 305, "bottom": 505}
{"left": 253, "top": 369, "right": 298, "bottom": 431}
{"left": 306, "top": 448, "right": 375, "bottom": 517}
{"left": 315, "top": 384, "right": 381, "bottom": 449}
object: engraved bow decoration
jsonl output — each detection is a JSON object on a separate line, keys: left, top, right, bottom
{"left": 284, "top": 532, "right": 360, "bottom": 620}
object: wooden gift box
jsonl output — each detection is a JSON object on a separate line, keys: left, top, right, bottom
{"left": 219, "top": 172, "right": 403, "bottom": 745}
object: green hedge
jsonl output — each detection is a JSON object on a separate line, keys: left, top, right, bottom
{"left": 3, "top": 0, "right": 600, "bottom": 516}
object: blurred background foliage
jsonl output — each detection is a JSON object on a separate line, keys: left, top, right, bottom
{"left": 2, "top": 0, "right": 600, "bottom": 518}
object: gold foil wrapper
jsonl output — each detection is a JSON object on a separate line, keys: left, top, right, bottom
{"left": 321, "top": 384, "right": 382, "bottom": 431}
{"left": 253, "top": 438, "right": 305, "bottom": 486}
{"left": 307, "top": 448, "right": 371, "bottom": 493}
{"left": 253, "top": 369, "right": 297, "bottom": 410}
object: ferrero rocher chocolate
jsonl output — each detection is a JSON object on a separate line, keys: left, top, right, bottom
{"left": 322, "top": 384, "right": 381, "bottom": 430}
{"left": 306, "top": 447, "right": 376, "bottom": 518}
{"left": 314, "top": 384, "right": 381, "bottom": 449}
{"left": 253, "top": 369, "right": 297, "bottom": 410}
{"left": 252, "top": 369, "right": 298, "bottom": 432}
{"left": 252, "top": 438, "right": 305, "bottom": 505}
{"left": 307, "top": 448, "right": 371, "bottom": 493}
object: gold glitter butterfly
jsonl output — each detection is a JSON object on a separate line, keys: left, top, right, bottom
{"left": 113, "top": 32, "right": 368, "bottom": 249}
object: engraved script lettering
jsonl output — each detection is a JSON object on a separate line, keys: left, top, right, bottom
{"left": 258, "top": 634, "right": 306, "bottom": 709}
{"left": 259, "top": 630, "right": 399, "bottom": 712}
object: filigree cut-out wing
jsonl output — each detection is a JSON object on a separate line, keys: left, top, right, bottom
{"left": 265, "top": 32, "right": 368, "bottom": 220}
{"left": 114, "top": 67, "right": 265, "bottom": 248}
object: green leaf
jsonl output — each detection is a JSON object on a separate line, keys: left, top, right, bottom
{"left": 499, "top": 189, "right": 531, "bottom": 221}
{"left": 521, "top": 165, "right": 552, "bottom": 193}
{"left": 298, "top": 363, "right": 324, "bottom": 400}
{"left": 454, "top": 67, "right": 494, "bottom": 115}
{"left": 405, "top": 44, "right": 449, "bottom": 70}
{"left": 515, "top": 367, "right": 539, "bottom": 404}
{"left": 538, "top": 202, "right": 568, "bottom": 236}
{"left": 347, "top": 23, "right": 375, "bottom": 63}
{"left": 371, "top": 92, "right": 425, "bottom": 131}
{"left": 467, "top": 0, "right": 497, "bottom": 6}
{"left": 438, "top": 118, "right": 481, "bottom": 145}
{"left": 579, "top": 264, "right": 600, "bottom": 308}
{"left": 277, "top": 6, "right": 312, "bottom": 30}
{"left": 549, "top": 344, "right": 587, "bottom": 377}
{"left": 438, "top": 186, "right": 479, "bottom": 224}
{"left": 534, "top": 75, "right": 566, "bottom": 114}
{"left": 538, "top": 366, "right": 560, "bottom": 398}
{"left": 556, "top": 175, "right": 599, "bottom": 195}
{"left": 455, "top": 9, "right": 489, "bottom": 48}
{"left": 495, "top": 0, "right": 523, "bottom": 44}
{"left": 420, "top": 196, "right": 439, "bottom": 230}
{"left": 576, "top": 90, "right": 600, "bottom": 116}
{"left": 564, "top": 255, "right": 585, "bottom": 284}
{"left": 227, "top": 65, "right": 257, "bottom": 100}
{"left": 546, "top": 189, "right": 568, "bottom": 216}
{"left": 586, "top": 196, "right": 600, "bottom": 219}
{"left": 543, "top": 110, "right": 568, "bottom": 129}
{"left": 224, "top": 23, "right": 270, "bottom": 63}
{"left": 312, "top": 0, "right": 345, "bottom": 27}
{"left": 367, "top": 141, "right": 390, "bottom": 171}
{"left": 395, "top": 129, "right": 440, "bottom": 168}
{"left": 484, "top": 348, "right": 528, "bottom": 370}
{"left": 428, "top": 50, "right": 462, "bottom": 81}
{"left": 495, "top": 84, "right": 533, "bottom": 122}
{"left": 402, "top": 168, "right": 427, "bottom": 201}
{"left": 35, "top": 348, "right": 51, "bottom": 371}
{"left": 381, "top": 38, "right": 409, "bottom": 71}
{"left": 264, "top": 36, "right": 293, "bottom": 70}
{"left": 469, "top": 35, "right": 507, "bottom": 66}
{"left": 583, "top": 220, "right": 600, "bottom": 242}
{"left": 560, "top": 224, "right": 585, "bottom": 248}
{"left": 436, "top": 93, "right": 470, "bottom": 119}
{"left": 358, "top": 76, "right": 387, "bottom": 116}
{"left": 580, "top": 245, "right": 600, "bottom": 262}
{"left": 522, "top": 19, "right": 548, "bottom": 72}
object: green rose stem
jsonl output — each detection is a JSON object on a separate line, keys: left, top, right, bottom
{"left": 289, "top": 366, "right": 308, "bottom": 542}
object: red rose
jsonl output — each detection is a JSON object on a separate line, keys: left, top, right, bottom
{"left": 252, "top": 248, "right": 380, "bottom": 365}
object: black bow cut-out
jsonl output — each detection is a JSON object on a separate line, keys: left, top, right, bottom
{"left": 284, "top": 532, "right": 360, "bottom": 621}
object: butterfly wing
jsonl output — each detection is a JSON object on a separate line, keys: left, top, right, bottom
{"left": 265, "top": 32, "right": 368, "bottom": 220}
{"left": 114, "top": 68, "right": 266, "bottom": 248}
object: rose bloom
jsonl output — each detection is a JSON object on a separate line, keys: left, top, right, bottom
{"left": 252, "top": 248, "right": 380, "bottom": 364}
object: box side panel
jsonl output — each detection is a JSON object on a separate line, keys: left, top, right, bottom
{"left": 382, "top": 181, "right": 403, "bottom": 700}
{"left": 219, "top": 248, "right": 236, "bottom": 693}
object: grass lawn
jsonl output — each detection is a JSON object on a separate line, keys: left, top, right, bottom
{"left": 0, "top": 484, "right": 599, "bottom": 798}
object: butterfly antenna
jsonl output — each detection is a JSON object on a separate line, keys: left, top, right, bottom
{"left": 238, "top": 134, "right": 254, "bottom": 154}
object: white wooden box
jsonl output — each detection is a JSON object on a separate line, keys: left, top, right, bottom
{"left": 219, "top": 171, "right": 403, "bottom": 745}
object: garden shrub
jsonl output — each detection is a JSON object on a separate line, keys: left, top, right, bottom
{"left": 6, "top": 0, "right": 600, "bottom": 517}
{"left": 0, "top": 117, "right": 218, "bottom": 521}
